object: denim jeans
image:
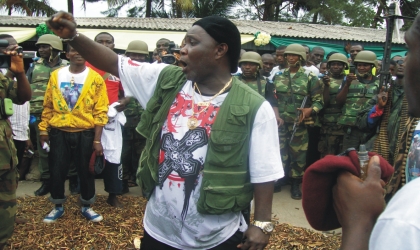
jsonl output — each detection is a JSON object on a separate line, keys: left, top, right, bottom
{"left": 48, "top": 128, "right": 96, "bottom": 205}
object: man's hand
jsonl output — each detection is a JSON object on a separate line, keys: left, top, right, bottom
{"left": 46, "top": 11, "right": 77, "bottom": 39}
{"left": 1, "top": 45, "right": 24, "bottom": 74}
{"left": 115, "top": 97, "right": 130, "bottom": 112}
{"left": 297, "top": 107, "right": 313, "bottom": 123}
{"left": 345, "top": 73, "right": 357, "bottom": 86}
{"left": 377, "top": 86, "right": 388, "bottom": 109}
{"left": 322, "top": 75, "right": 330, "bottom": 87}
{"left": 93, "top": 142, "right": 103, "bottom": 156}
{"left": 276, "top": 117, "right": 284, "bottom": 127}
{"left": 25, "top": 140, "right": 34, "bottom": 152}
{"left": 39, "top": 135, "right": 49, "bottom": 150}
{"left": 333, "top": 155, "right": 385, "bottom": 247}
{"left": 237, "top": 225, "right": 270, "bottom": 250}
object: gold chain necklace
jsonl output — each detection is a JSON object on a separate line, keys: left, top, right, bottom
{"left": 187, "top": 78, "right": 232, "bottom": 130}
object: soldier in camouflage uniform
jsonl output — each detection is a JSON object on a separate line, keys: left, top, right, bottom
{"left": 25, "top": 34, "right": 77, "bottom": 196}
{"left": 318, "top": 53, "right": 348, "bottom": 157}
{"left": 336, "top": 50, "right": 380, "bottom": 151}
{"left": 121, "top": 41, "right": 148, "bottom": 193}
{"left": 272, "top": 44, "right": 323, "bottom": 200}
{"left": 0, "top": 36, "right": 32, "bottom": 250}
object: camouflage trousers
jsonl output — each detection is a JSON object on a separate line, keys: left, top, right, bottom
{"left": 342, "top": 126, "right": 371, "bottom": 151}
{"left": 121, "top": 127, "right": 146, "bottom": 181}
{"left": 279, "top": 123, "right": 308, "bottom": 178}
{"left": 0, "top": 167, "right": 18, "bottom": 244}
{"left": 318, "top": 125, "right": 345, "bottom": 158}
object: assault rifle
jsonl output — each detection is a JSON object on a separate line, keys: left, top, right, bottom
{"left": 379, "top": 3, "right": 414, "bottom": 96}
{"left": 290, "top": 96, "right": 308, "bottom": 143}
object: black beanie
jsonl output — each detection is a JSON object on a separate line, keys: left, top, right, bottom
{"left": 193, "top": 16, "right": 241, "bottom": 74}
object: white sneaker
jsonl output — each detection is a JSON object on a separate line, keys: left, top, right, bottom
{"left": 81, "top": 208, "right": 103, "bottom": 222}
{"left": 43, "top": 208, "right": 64, "bottom": 223}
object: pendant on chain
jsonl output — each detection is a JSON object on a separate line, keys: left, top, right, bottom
{"left": 187, "top": 117, "right": 199, "bottom": 130}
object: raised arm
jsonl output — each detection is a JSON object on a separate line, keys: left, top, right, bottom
{"left": 46, "top": 11, "right": 119, "bottom": 77}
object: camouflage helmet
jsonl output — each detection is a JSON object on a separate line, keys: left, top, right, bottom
{"left": 35, "top": 34, "right": 63, "bottom": 51}
{"left": 353, "top": 50, "right": 378, "bottom": 67}
{"left": 238, "top": 51, "right": 263, "bottom": 68}
{"left": 284, "top": 44, "right": 306, "bottom": 61}
{"left": 125, "top": 40, "right": 149, "bottom": 55}
{"left": 327, "top": 53, "right": 349, "bottom": 69}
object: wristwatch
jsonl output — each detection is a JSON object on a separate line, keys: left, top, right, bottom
{"left": 252, "top": 220, "right": 274, "bottom": 235}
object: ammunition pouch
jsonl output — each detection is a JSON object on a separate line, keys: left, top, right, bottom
{"left": 0, "top": 98, "right": 13, "bottom": 118}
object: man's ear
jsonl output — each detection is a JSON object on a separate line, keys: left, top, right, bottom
{"left": 215, "top": 43, "right": 228, "bottom": 60}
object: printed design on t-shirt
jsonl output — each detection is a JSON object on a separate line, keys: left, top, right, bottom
{"left": 165, "top": 90, "right": 220, "bottom": 136}
{"left": 160, "top": 127, "right": 208, "bottom": 221}
{"left": 60, "top": 82, "right": 83, "bottom": 110}
{"left": 406, "top": 130, "right": 420, "bottom": 183}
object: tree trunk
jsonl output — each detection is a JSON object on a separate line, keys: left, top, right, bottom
{"left": 67, "top": 0, "right": 74, "bottom": 14}
{"left": 312, "top": 11, "right": 318, "bottom": 23}
{"left": 146, "top": 0, "right": 152, "bottom": 17}
{"left": 263, "top": 0, "right": 275, "bottom": 21}
{"left": 8, "top": 7, "right": 12, "bottom": 15}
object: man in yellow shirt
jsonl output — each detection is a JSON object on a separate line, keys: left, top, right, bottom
{"left": 38, "top": 44, "right": 109, "bottom": 223}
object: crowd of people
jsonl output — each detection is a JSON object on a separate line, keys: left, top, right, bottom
{"left": 0, "top": 9, "right": 419, "bottom": 250}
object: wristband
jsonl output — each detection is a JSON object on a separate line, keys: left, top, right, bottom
{"left": 93, "top": 140, "right": 101, "bottom": 144}
{"left": 61, "top": 31, "right": 79, "bottom": 42}
{"left": 39, "top": 131, "right": 48, "bottom": 136}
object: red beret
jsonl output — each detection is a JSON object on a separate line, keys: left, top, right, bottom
{"left": 302, "top": 150, "right": 394, "bottom": 231}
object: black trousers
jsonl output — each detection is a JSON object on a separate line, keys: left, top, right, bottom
{"left": 48, "top": 128, "right": 96, "bottom": 204}
{"left": 140, "top": 230, "right": 243, "bottom": 250}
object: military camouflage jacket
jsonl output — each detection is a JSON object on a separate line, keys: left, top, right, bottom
{"left": 26, "top": 58, "right": 69, "bottom": 114}
{"left": 321, "top": 75, "right": 345, "bottom": 125}
{"left": 273, "top": 67, "right": 323, "bottom": 123}
{"left": 337, "top": 76, "right": 379, "bottom": 126}
{"left": 0, "top": 74, "right": 22, "bottom": 170}
{"left": 234, "top": 74, "right": 277, "bottom": 107}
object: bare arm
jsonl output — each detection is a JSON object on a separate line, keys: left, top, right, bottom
{"left": 46, "top": 12, "right": 119, "bottom": 77}
{"left": 240, "top": 181, "right": 274, "bottom": 250}
{"left": 3, "top": 45, "right": 32, "bottom": 102}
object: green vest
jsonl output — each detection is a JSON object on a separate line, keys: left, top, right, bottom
{"left": 136, "top": 66, "right": 265, "bottom": 215}
{"left": 321, "top": 76, "right": 345, "bottom": 125}
{"left": 337, "top": 77, "right": 379, "bottom": 126}
{"left": 29, "top": 58, "right": 69, "bottom": 114}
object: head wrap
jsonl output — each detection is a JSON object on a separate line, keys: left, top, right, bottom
{"left": 193, "top": 16, "right": 241, "bottom": 73}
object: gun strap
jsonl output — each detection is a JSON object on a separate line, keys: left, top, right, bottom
{"left": 288, "top": 72, "right": 298, "bottom": 117}
{"left": 256, "top": 76, "right": 262, "bottom": 95}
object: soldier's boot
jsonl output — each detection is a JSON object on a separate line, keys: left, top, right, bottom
{"left": 290, "top": 178, "right": 302, "bottom": 200}
{"left": 69, "top": 176, "right": 80, "bottom": 195}
{"left": 34, "top": 179, "right": 50, "bottom": 196}
{"left": 122, "top": 180, "right": 129, "bottom": 194}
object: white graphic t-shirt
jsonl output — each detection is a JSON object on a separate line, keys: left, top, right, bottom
{"left": 57, "top": 66, "right": 89, "bottom": 111}
{"left": 118, "top": 56, "right": 284, "bottom": 249}
{"left": 406, "top": 120, "right": 420, "bottom": 183}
